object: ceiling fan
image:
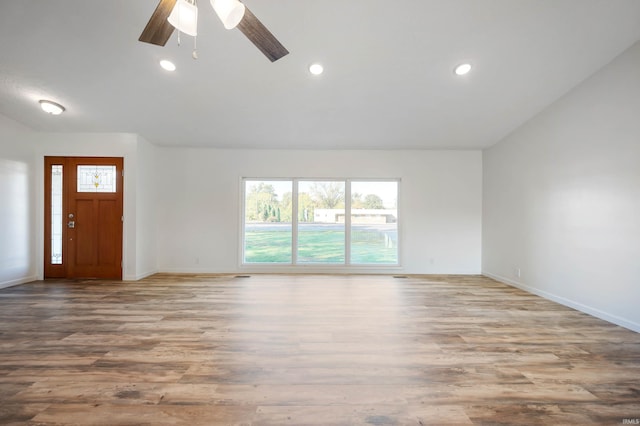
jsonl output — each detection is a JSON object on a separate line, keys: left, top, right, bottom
{"left": 139, "top": 0, "right": 289, "bottom": 62}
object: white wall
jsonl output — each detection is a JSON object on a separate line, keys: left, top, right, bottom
{"left": 156, "top": 149, "right": 482, "bottom": 274}
{"left": 2, "top": 126, "right": 480, "bottom": 282}
{"left": 483, "top": 41, "right": 640, "bottom": 332}
{"left": 134, "top": 135, "right": 158, "bottom": 279}
{"left": 0, "top": 115, "right": 37, "bottom": 288}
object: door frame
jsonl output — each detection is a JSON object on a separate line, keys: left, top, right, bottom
{"left": 43, "top": 156, "right": 124, "bottom": 279}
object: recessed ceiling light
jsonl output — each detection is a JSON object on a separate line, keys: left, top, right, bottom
{"left": 39, "top": 100, "right": 65, "bottom": 115}
{"left": 454, "top": 63, "right": 472, "bottom": 76}
{"left": 309, "top": 63, "right": 324, "bottom": 75}
{"left": 160, "top": 59, "right": 176, "bottom": 72}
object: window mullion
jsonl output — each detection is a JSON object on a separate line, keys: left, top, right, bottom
{"left": 292, "top": 179, "right": 299, "bottom": 265}
{"left": 345, "top": 179, "right": 351, "bottom": 265}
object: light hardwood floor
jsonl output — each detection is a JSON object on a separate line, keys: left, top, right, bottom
{"left": 1, "top": 274, "right": 639, "bottom": 425}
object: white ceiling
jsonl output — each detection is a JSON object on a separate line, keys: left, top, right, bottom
{"left": 1, "top": 1, "right": 639, "bottom": 149}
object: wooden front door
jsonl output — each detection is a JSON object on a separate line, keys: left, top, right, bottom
{"left": 44, "top": 157, "right": 123, "bottom": 279}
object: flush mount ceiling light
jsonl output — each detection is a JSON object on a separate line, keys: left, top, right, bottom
{"left": 309, "top": 63, "right": 324, "bottom": 75}
{"left": 454, "top": 63, "right": 472, "bottom": 76}
{"left": 39, "top": 100, "right": 65, "bottom": 115}
{"left": 160, "top": 59, "right": 177, "bottom": 71}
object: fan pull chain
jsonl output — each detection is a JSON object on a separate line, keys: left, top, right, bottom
{"left": 192, "top": 0, "right": 198, "bottom": 59}
{"left": 193, "top": 36, "right": 198, "bottom": 59}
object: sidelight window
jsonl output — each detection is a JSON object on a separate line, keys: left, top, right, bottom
{"left": 51, "top": 165, "right": 63, "bottom": 264}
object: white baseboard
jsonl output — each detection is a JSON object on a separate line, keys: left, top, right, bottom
{"left": 0, "top": 275, "right": 38, "bottom": 290}
{"left": 158, "top": 266, "right": 407, "bottom": 275}
{"left": 123, "top": 269, "right": 159, "bottom": 281}
{"left": 157, "top": 267, "right": 233, "bottom": 274}
{"left": 483, "top": 271, "right": 640, "bottom": 334}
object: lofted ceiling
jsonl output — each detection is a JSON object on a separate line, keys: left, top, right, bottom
{"left": 1, "top": 0, "right": 639, "bottom": 149}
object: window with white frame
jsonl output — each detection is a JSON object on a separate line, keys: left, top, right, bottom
{"left": 242, "top": 178, "right": 399, "bottom": 265}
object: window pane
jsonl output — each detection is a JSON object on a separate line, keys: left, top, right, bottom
{"left": 350, "top": 181, "right": 398, "bottom": 264}
{"left": 244, "top": 180, "right": 292, "bottom": 263}
{"left": 298, "top": 181, "right": 345, "bottom": 264}
{"left": 77, "top": 165, "right": 116, "bottom": 192}
{"left": 51, "top": 165, "right": 63, "bottom": 264}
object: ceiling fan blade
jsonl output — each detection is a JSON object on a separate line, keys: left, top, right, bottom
{"left": 139, "top": 0, "right": 177, "bottom": 46}
{"left": 237, "top": 6, "right": 289, "bottom": 62}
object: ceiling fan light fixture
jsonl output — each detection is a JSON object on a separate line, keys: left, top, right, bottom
{"left": 168, "top": 0, "right": 198, "bottom": 36}
{"left": 210, "top": 0, "right": 245, "bottom": 30}
{"left": 39, "top": 100, "right": 65, "bottom": 115}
